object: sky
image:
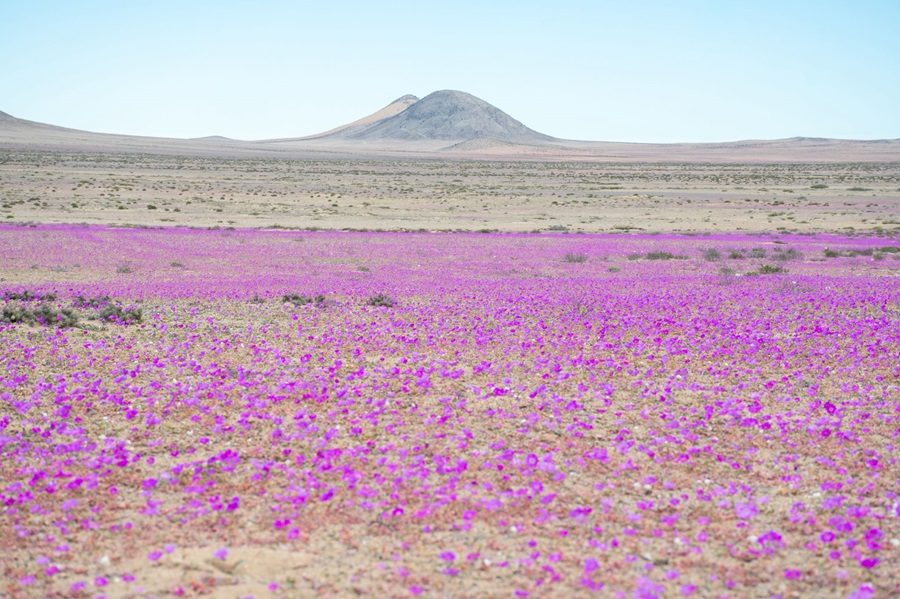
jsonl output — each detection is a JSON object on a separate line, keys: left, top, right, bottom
{"left": 2, "top": 0, "right": 898, "bottom": 143}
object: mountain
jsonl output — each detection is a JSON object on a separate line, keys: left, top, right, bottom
{"left": 316, "top": 90, "right": 553, "bottom": 143}
{"left": 2, "top": 96, "right": 899, "bottom": 162}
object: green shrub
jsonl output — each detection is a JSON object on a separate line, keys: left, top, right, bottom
{"left": 283, "top": 293, "right": 327, "bottom": 307}
{"left": 772, "top": 248, "right": 802, "bottom": 261}
{"left": 757, "top": 264, "right": 787, "bottom": 275}
{"left": 1, "top": 304, "right": 79, "bottom": 328}
{"left": 367, "top": 293, "right": 394, "bottom": 307}
{"left": 73, "top": 295, "right": 112, "bottom": 308}
{"left": 563, "top": 252, "right": 588, "bottom": 263}
{"left": 98, "top": 304, "right": 142, "bottom": 324}
{"left": 701, "top": 248, "right": 722, "bottom": 261}
{"left": 2, "top": 290, "right": 56, "bottom": 301}
{"left": 646, "top": 251, "right": 687, "bottom": 261}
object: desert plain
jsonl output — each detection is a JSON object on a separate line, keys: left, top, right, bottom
{"left": 1, "top": 152, "right": 899, "bottom": 235}
{"left": 2, "top": 94, "right": 900, "bottom": 599}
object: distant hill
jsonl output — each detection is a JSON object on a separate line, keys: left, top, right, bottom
{"left": 2, "top": 97, "right": 899, "bottom": 163}
{"left": 315, "top": 90, "right": 553, "bottom": 143}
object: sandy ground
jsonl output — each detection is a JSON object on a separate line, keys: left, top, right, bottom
{"left": 1, "top": 152, "right": 898, "bottom": 234}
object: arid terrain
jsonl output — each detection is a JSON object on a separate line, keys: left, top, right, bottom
{"left": 1, "top": 152, "right": 898, "bottom": 234}
{"left": 2, "top": 91, "right": 900, "bottom": 599}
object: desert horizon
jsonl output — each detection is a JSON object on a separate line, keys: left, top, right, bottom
{"left": 3, "top": 90, "right": 900, "bottom": 164}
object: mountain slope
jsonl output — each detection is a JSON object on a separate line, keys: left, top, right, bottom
{"left": 295, "top": 94, "right": 419, "bottom": 141}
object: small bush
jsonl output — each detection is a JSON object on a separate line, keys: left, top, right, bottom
{"left": 756, "top": 265, "right": 787, "bottom": 275}
{"left": 283, "top": 293, "right": 327, "bottom": 307}
{"left": 2, "top": 290, "right": 56, "bottom": 302}
{"left": 73, "top": 295, "right": 112, "bottom": 308}
{"left": 1, "top": 305, "right": 36, "bottom": 325}
{"left": 608, "top": 267, "right": 621, "bottom": 272}
{"left": 367, "top": 293, "right": 394, "bottom": 307}
{"left": 170, "top": 261, "right": 185, "bottom": 268}
{"left": 810, "top": 184, "right": 828, "bottom": 189}
{"left": 626, "top": 253, "right": 643, "bottom": 261}
{"left": 772, "top": 248, "right": 802, "bottom": 261}
{"left": 728, "top": 251, "right": 745, "bottom": 260}
{"left": 98, "top": 304, "right": 142, "bottom": 324}
{"left": 646, "top": 251, "right": 687, "bottom": 261}
{"left": 116, "top": 265, "right": 133, "bottom": 274}
{"left": 749, "top": 248, "right": 767, "bottom": 259}
{"left": 563, "top": 252, "right": 588, "bottom": 263}
{"left": 1, "top": 304, "right": 79, "bottom": 328}
{"left": 701, "top": 248, "right": 722, "bottom": 262}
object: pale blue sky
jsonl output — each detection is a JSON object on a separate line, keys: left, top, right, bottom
{"left": 2, "top": 0, "right": 898, "bottom": 142}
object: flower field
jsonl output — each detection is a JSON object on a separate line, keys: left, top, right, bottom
{"left": 2, "top": 225, "right": 899, "bottom": 598}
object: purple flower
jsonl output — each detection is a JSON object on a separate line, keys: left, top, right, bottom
{"left": 439, "top": 551, "right": 455, "bottom": 561}
{"left": 214, "top": 547, "right": 228, "bottom": 560}
{"left": 734, "top": 501, "right": 758, "bottom": 520}
{"left": 860, "top": 558, "right": 879, "bottom": 569}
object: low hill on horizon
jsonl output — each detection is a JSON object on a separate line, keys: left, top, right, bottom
{"left": 2, "top": 96, "right": 899, "bottom": 163}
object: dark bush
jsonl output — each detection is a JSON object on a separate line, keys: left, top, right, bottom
{"left": 98, "top": 304, "right": 142, "bottom": 324}
{"left": 646, "top": 251, "right": 687, "bottom": 261}
{"left": 283, "top": 293, "right": 327, "bottom": 307}
{"left": 701, "top": 248, "right": 722, "bottom": 261}
{"left": 563, "top": 252, "right": 588, "bottom": 263}
{"left": 1, "top": 304, "right": 79, "bottom": 328}
{"left": 73, "top": 295, "right": 113, "bottom": 308}
{"left": 772, "top": 248, "right": 802, "bottom": 261}
{"left": 2, "top": 290, "right": 56, "bottom": 302}
{"left": 367, "top": 293, "right": 394, "bottom": 307}
{"left": 1, "top": 305, "right": 35, "bottom": 324}
{"left": 757, "top": 265, "right": 787, "bottom": 275}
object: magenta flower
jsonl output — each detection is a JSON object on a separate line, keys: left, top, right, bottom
{"left": 734, "top": 502, "right": 758, "bottom": 520}
{"left": 860, "top": 558, "right": 879, "bottom": 569}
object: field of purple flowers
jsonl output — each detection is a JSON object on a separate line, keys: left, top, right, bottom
{"left": 2, "top": 225, "right": 899, "bottom": 598}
